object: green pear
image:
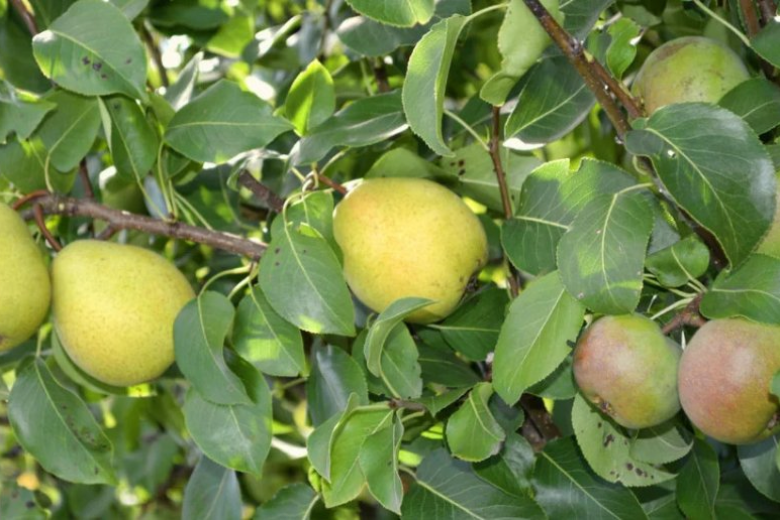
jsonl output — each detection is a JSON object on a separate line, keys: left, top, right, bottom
{"left": 678, "top": 319, "right": 780, "bottom": 445}
{"left": 333, "top": 178, "right": 488, "bottom": 324}
{"left": 0, "top": 203, "right": 51, "bottom": 351}
{"left": 632, "top": 36, "right": 750, "bottom": 115}
{"left": 52, "top": 240, "right": 195, "bottom": 386}
{"left": 573, "top": 314, "right": 682, "bottom": 429}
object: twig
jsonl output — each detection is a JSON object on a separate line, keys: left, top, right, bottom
{"left": 237, "top": 170, "right": 285, "bottom": 212}
{"left": 591, "top": 63, "right": 643, "bottom": 119}
{"left": 388, "top": 399, "right": 427, "bottom": 412}
{"left": 740, "top": 0, "right": 762, "bottom": 36}
{"left": 757, "top": 0, "right": 778, "bottom": 24}
{"left": 373, "top": 59, "right": 391, "bottom": 93}
{"left": 25, "top": 195, "right": 267, "bottom": 259}
{"left": 140, "top": 23, "right": 169, "bottom": 88}
{"left": 315, "top": 172, "right": 348, "bottom": 195}
{"left": 33, "top": 204, "right": 63, "bottom": 251}
{"left": 661, "top": 293, "right": 707, "bottom": 334}
{"left": 9, "top": 0, "right": 38, "bottom": 36}
{"left": 11, "top": 190, "right": 50, "bottom": 211}
{"left": 520, "top": 394, "right": 561, "bottom": 451}
{"left": 79, "top": 160, "right": 95, "bottom": 236}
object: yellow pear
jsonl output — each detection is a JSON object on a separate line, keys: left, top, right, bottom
{"left": 0, "top": 203, "right": 51, "bottom": 351}
{"left": 52, "top": 240, "right": 195, "bottom": 386}
{"left": 333, "top": 178, "right": 488, "bottom": 323}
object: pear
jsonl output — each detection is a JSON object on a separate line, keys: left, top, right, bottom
{"left": 0, "top": 203, "right": 51, "bottom": 351}
{"left": 52, "top": 240, "right": 195, "bottom": 386}
{"left": 632, "top": 36, "right": 750, "bottom": 115}
{"left": 573, "top": 314, "right": 682, "bottom": 429}
{"left": 333, "top": 178, "right": 488, "bottom": 324}
{"left": 678, "top": 319, "right": 780, "bottom": 445}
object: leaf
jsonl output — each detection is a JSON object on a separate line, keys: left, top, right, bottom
{"left": 646, "top": 235, "right": 710, "bottom": 288}
{"left": 605, "top": 18, "right": 640, "bottom": 79}
{"left": 174, "top": 291, "right": 252, "bottom": 406}
{"left": 505, "top": 57, "right": 595, "bottom": 144}
{"left": 626, "top": 103, "right": 776, "bottom": 267}
{"left": 0, "top": 482, "right": 47, "bottom": 519}
{"left": 295, "top": 91, "right": 408, "bottom": 164}
{"left": 534, "top": 437, "right": 648, "bottom": 519}
{"left": 345, "top": 0, "right": 435, "bottom": 27}
{"left": 165, "top": 80, "right": 292, "bottom": 163}
{"left": 0, "top": 136, "right": 76, "bottom": 194}
{"left": 100, "top": 95, "right": 159, "bottom": 181}
{"left": 307, "top": 409, "right": 343, "bottom": 480}
{"left": 109, "top": 0, "right": 149, "bottom": 20}
{"left": 402, "top": 15, "right": 468, "bottom": 156}
{"left": 184, "top": 356, "right": 272, "bottom": 476}
{"left": 445, "top": 383, "right": 506, "bottom": 462}
{"left": 359, "top": 414, "right": 404, "bottom": 514}
{"left": 737, "top": 435, "right": 780, "bottom": 502}
{"left": 558, "top": 190, "right": 654, "bottom": 314}
{"left": 719, "top": 78, "right": 780, "bottom": 135}
{"left": 286, "top": 60, "right": 335, "bottom": 136}
{"left": 8, "top": 359, "right": 116, "bottom": 485}
{"left": 254, "top": 484, "right": 319, "bottom": 520}
{"left": 259, "top": 222, "right": 355, "bottom": 336}
{"left": 630, "top": 421, "right": 693, "bottom": 465}
{"left": 403, "top": 448, "right": 545, "bottom": 518}
{"left": 493, "top": 271, "right": 584, "bottom": 405}
{"left": 36, "top": 90, "right": 101, "bottom": 172}
{"left": 0, "top": 82, "right": 55, "bottom": 144}
{"left": 182, "top": 457, "right": 242, "bottom": 520}
{"left": 364, "top": 297, "right": 432, "bottom": 376}
{"left": 751, "top": 21, "right": 780, "bottom": 69}
{"left": 165, "top": 52, "right": 202, "bottom": 111}
{"left": 473, "top": 433, "right": 536, "bottom": 497}
{"left": 676, "top": 438, "right": 719, "bottom": 520}
{"left": 416, "top": 340, "right": 481, "bottom": 388}
{"left": 32, "top": 0, "right": 147, "bottom": 99}
{"left": 0, "top": 11, "right": 50, "bottom": 93}
{"left": 28, "top": 0, "right": 77, "bottom": 29}
{"left": 207, "top": 14, "right": 255, "bottom": 58}
{"left": 561, "top": 0, "right": 614, "bottom": 38}
{"left": 233, "top": 287, "right": 305, "bottom": 377}
{"left": 414, "top": 386, "right": 470, "bottom": 416}
{"left": 527, "top": 354, "right": 577, "bottom": 400}
{"left": 306, "top": 345, "right": 368, "bottom": 427}
{"left": 572, "top": 395, "right": 675, "bottom": 487}
{"left": 700, "top": 254, "right": 780, "bottom": 325}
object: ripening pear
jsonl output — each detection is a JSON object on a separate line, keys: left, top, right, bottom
{"left": 678, "top": 319, "right": 780, "bottom": 445}
{"left": 0, "top": 203, "right": 51, "bottom": 351}
{"left": 52, "top": 240, "right": 195, "bottom": 386}
{"left": 632, "top": 36, "right": 750, "bottom": 114}
{"left": 333, "top": 178, "right": 488, "bottom": 324}
{"left": 573, "top": 314, "right": 682, "bottom": 429}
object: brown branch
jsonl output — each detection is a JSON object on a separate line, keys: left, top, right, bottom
{"left": 26, "top": 195, "right": 267, "bottom": 259}
{"left": 9, "top": 0, "right": 38, "bottom": 36}
{"left": 79, "top": 160, "right": 95, "bottom": 236}
{"left": 757, "top": 0, "right": 778, "bottom": 24}
{"left": 237, "top": 171, "right": 285, "bottom": 212}
{"left": 520, "top": 394, "right": 561, "bottom": 451}
{"left": 591, "top": 63, "right": 643, "bottom": 119}
{"left": 140, "top": 24, "right": 169, "bottom": 88}
{"left": 373, "top": 59, "right": 391, "bottom": 93}
{"left": 740, "top": 0, "right": 763, "bottom": 36}
{"left": 11, "top": 190, "right": 50, "bottom": 211}
{"left": 33, "top": 204, "right": 63, "bottom": 251}
{"left": 316, "top": 172, "right": 348, "bottom": 195}
{"left": 662, "top": 293, "right": 707, "bottom": 335}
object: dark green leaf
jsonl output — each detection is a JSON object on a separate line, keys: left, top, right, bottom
{"left": 474, "top": 433, "right": 536, "bottom": 497}
{"left": 676, "top": 438, "right": 719, "bottom": 520}
{"left": 0, "top": 82, "right": 54, "bottom": 144}
{"left": 254, "top": 484, "right": 319, "bottom": 520}
{"left": 0, "top": 136, "right": 76, "bottom": 193}
{"left": 752, "top": 21, "right": 780, "bottom": 68}
{"left": 345, "top": 0, "right": 434, "bottom": 27}
{"left": 364, "top": 297, "right": 432, "bottom": 376}
{"left": 646, "top": 235, "right": 710, "bottom": 288}
{"left": 630, "top": 421, "right": 693, "bottom": 465}
{"left": 446, "top": 382, "right": 506, "bottom": 462}
{"left": 605, "top": 18, "right": 640, "bottom": 79}
{"left": 28, "top": 0, "right": 77, "bottom": 29}
{"left": 719, "top": 78, "right": 780, "bottom": 135}
{"left": 417, "top": 340, "right": 481, "bottom": 387}
{"left": 414, "top": 386, "right": 470, "bottom": 416}
{"left": 37, "top": 90, "right": 101, "bottom": 172}
{"left": 183, "top": 457, "right": 241, "bottom": 520}
{"left": 307, "top": 345, "right": 368, "bottom": 427}
{"left": 100, "top": 95, "right": 159, "bottom": 181}
{"left": 359, "top": 414, "right": 404, "bottom": 514}
{"left": 562, "top": 0, "right": 615, "bottom": 38}
{"left": 737, "top": 435, "right": 780, "bottom": 502}
{"left": 0, "top": 10, "right": 55, "bottom": 92}
{"left": 150, "top": 0, "right": 230, "bottom": 30}
{"left": 0, "top": 482, "right": 47, "bottom": 519}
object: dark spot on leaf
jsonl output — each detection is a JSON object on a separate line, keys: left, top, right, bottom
{"left": 596, "top": 422, "right": 602, "bottom": 428}
{"left": 458, "top": 159, "right": 465, "bottom": 167}
{"left": 125, "top": 58, "right": 132, "bottom": 64}
{"left": 274, "top": 247, "right": 280, "bottom": 254}
{"left": 635, "top": 468, "right": 644, "bottom": 476}
{"left": 458, "top": 169, "right": 466, "bottom": 176}
{"left": 26, "top": 501, "right": 35, "bottom": 508}
{"left": 82, "top": 56, "right": 90, "bottom": 65}
{"left": 603, "top": 434, "right": 614, "bottom": 447}
{"left": 449, "top": 162, "right": 455, "bottom": 166}
{"left": 274, "top": 262, "right": 280, "bottom": 267}
{"left": 626, "top": 463, "right": 634, "bottom": 471}
{"left": 566, "top": 340, "right": 576, "bottom": 348}
{"left": 101, "top": 74, "right": 108, "bottom": 80}
{"left": 113, "top": 103, "right": 120, "bottom": 110}
{"left": 92, "top": 62, "right": 102, "bottom": 71}
{"left": 302, "top": 249, "right": 307, "bottom": 254}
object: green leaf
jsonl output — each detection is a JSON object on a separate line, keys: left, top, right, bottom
{"left": 429, "top": 287, "right": 508, "bottom": 361}
{"left": 0, "top": 12, "right": 49, "bottom": 93}
{"left": 416, "top": 340, "right": 481, "bottom": 388}
{"left": 207, "top": 14, "right": 254, "bottom": 58}
{"left": 295, "top": 91, "right": 408, "bottom": 164}
{"left": 37, "top": 90, "right": 101, "bottom": 172}
{"left": 0, "top": 482, "right": 47, "bottom": 519}
{"left": 751, "top": 21, "right": 780, "bottom": 69}
{"left": 32, "top": 0, "right": 147, "bottom": 100}
{"left": 535, "top": 437, "right": 649, "bottom": 519}
{"left": 233, "top": 287, "right": 305, "bottom": 377}
{"left": 307, "top": 410, "right": 343, "bottom": 480}
{"left": 737, "top": 435, "right": 780, "bottom": 502}
{"left": 286, "top": 60, "right": 335, "bottom": 136}
{"left": 402, "top": 15, "right": 468, "bottom": 156}
{"left": 401, "top": 448, "right": 545, "bottom": 518}
{"left": 0, "top": 83, "right": 55, "bottom": 144}
{"left": 307, "top": 345, "right": 368, "bottom": 427}
{"left": 28, "top": 0, "right": 77, "bottom": 29}
{"left": 445, "top": 383, "right": 506, "bottom": 462}
{"left": 473, "top": 433, "right": 536, "bottom": 497}
{"left": 109, "top": 0, "right": 149, "bottom": 20}
{"left": 558, "top": 190, "right": 654, "bottom": 314}
{"left": 254, "top": 484, "right": 319, "bottom": 520}
{"left": 572, "top": 395, "right": 675, "bottom": 486}
{"left": 505, "top": 57, "right": 595, "bottom": 144}
{"left": 626, "top": 103, "right": 776, "bottom": 267}
{"left": 345, "top": 0, "right": 435, "bottom": 27}
{"left": 414, "top": 386, "right": 470, "bottom": 416}
{"left": 183, "top": 457, "right": 242, "bottom": 520}
{"left": 700, "top": 254, "right": 780, "bottom": 325}
{"left": 605, "top": 18, "right": 640, "bottom": 79}
{"left": 184, "top": 356, "right": 272, "bottom": 476}
{"left": 165, "top": 80, "right": 292, "bottom": 163}
{"left": 493, "top": 271, "right": 585, "bottom": 405}
{"left": 0, "top": 136, "right": 76, "bottom": 193}
{"left": 165, "top": 52, "right": 202, "bottom": 110}
{"left": 562, "top": 0, "right": 614, "bottom": 38}
{"left": 646, "top": 235, "right": 710, "bottom": 288}
{"left": 630, "top": 421, "right": 693, "bottom": 465}
{"left": 8, "top": 359, "right": 116, "bottom": 485}
{"left": 100, "top": 95, "right": 159, "bottom": 181}
{"left": 364, "top": 297, "right": 432, "bottom": 376}
{"left": 150, "top": 0, "right": 231, "bottom": 30}
{"left": 719, "top": 78, "right": 780, "bottom": 135}
{"left": 528, "top": 355, "right": 577, "bottom": 400}
{"left": 359, "top": 414, "right": 404, "bottom": 514}
{"left": 772, "top": 372, "right": 780, "bottom": 400}
{"left": 174, "top": 291, "right": 252, "bottom": 406}
{"left": 676, "top": 438, "right": 719, "bottom": 520}
{"left": 259, "top": 222, "right": 355, "bottom": 336}
{"left": 369, "top": 325, "right": 423, "bottom": 399}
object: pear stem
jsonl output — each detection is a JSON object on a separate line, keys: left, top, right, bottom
{"left": 32, "top": 204, "right": 63, "bottom": 252}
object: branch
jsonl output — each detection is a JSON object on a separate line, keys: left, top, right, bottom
{"left": 520, "top": 394, "right": 561, "bottom": 451}
{"left": 373, "top": 59, "right": 391, "bottom": 93}
{"left": 757, "top": 0, "right": 778, "bottom": 24}
{"left": 25, "top": 195, "right": 267, "bottom": 259}
{"left": 739, "top": 0, "right": 778, "bottom": 81}
{"left": 9, "top": 0, "right": 38, "bottom": 36}
{"left": 140, "top": 23, "right": 169, "bottom": 88}
{"left": 662, "top": 293, "right": 707, "bottom": 335}
{"left": 237, "top": 171, "right": 285, "bottom": 212}
{"left": 33, "top": 204, "right": 63, "bottom": 251}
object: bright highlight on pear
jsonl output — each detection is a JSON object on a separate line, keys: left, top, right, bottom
{"left": 0, "top": 203, "right": 51, "bottom": 351}
{"left": 333, "top": 177, "right": 488, "bottom": 324}
{"left": 52, "top": 240, "right": 195, "bottom": 386}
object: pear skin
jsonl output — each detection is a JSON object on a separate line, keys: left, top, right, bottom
{"left": 0, "top": 203, "right": 51, "bottom": 351}
{"left": 52, "top": 240, "right": 195, "bottom": 386}
{"left": 333, "top": 178, "right": 488, "bottom": 324}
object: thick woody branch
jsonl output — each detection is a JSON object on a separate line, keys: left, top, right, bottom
{"left": 237, "top": 171, "right": 285, "bottom": 212}
{"left": 740, "top": 0, "right": 763, "bottom": 36}
{"left": 26, "top": 194, "right": 267, "bottom": 259}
